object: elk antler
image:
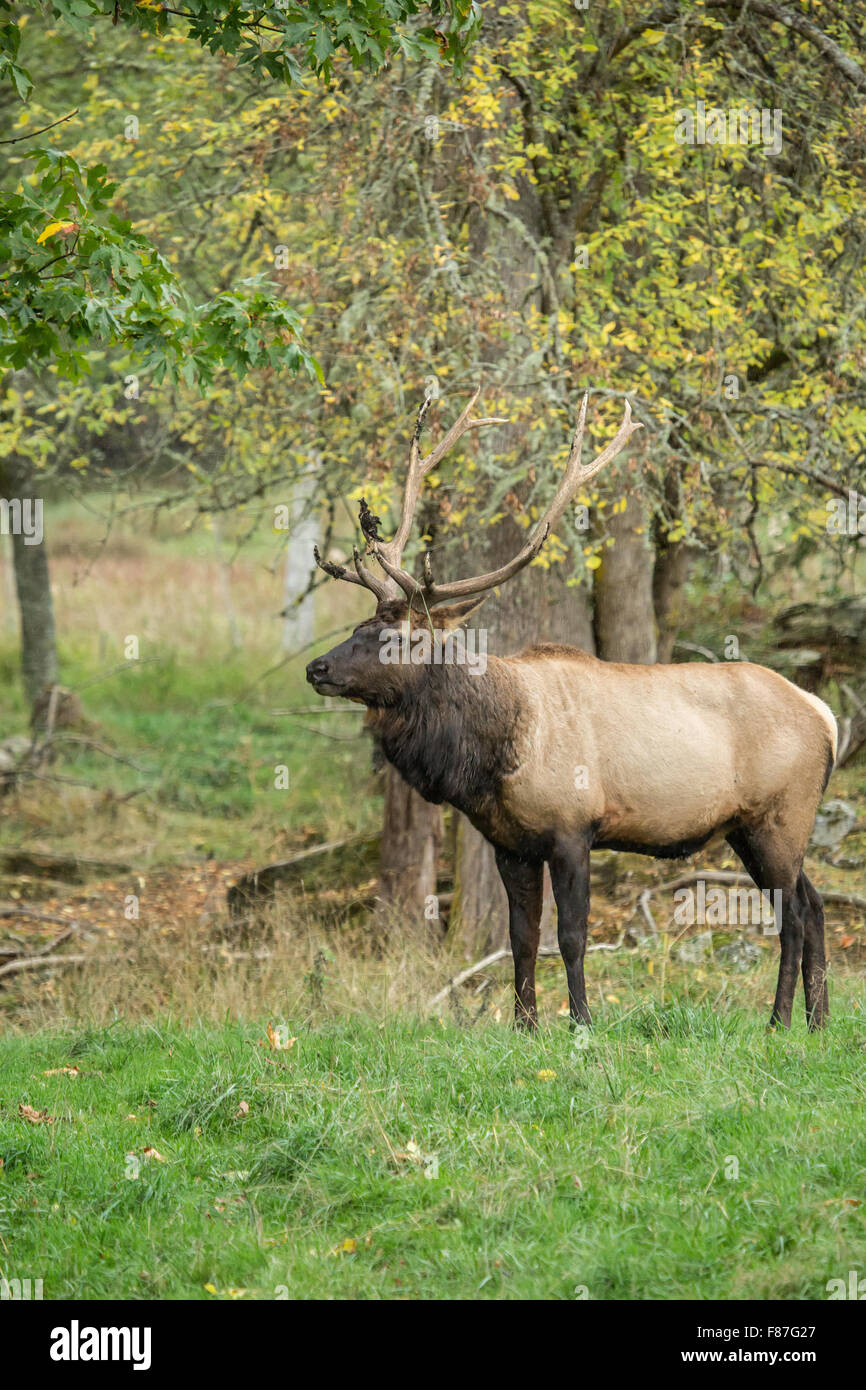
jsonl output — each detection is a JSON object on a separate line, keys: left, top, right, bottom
{"left": 314, "top": 390, "right": 642, "bottom": 608}
{"left": 314, "top": 386, "right": 507, "bottom": 603}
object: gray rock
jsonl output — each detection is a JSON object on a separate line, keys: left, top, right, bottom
{"left": 676, "top": 931, "right": 713, "bottom": 964}
{"left": 0, "top": 735, "right": 32, "bottom": 774}
{"left": 715, "top": 938, "right": 761, "bottom": 972}
{"left": 811, "top": 799, "right": 859, "bottom": 849}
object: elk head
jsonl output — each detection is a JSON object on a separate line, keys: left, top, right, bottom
{"left": 306, "top": 388, "right": 642, "bottom": 704}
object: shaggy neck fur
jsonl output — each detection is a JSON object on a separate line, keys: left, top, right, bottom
{"left": 365, "top": 656, "right": 523, "bottom": 813}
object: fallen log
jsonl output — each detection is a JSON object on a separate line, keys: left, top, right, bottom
{"left": 427, "top": 934, "right": 629, "bottom": 1011}
{"left": 227, "top": 832, "right": 380, "bottom": 918}
{"left": 0, "top": 921, "right": 81, "bottom": 976}
{"left": 0, "top": 951, "right": 103, "bottom": 981}
{"left": 0, "top": 849, "right": 135, "bottom": 882}
{"left": 0, "top": 904, "right": 79, "bottom": 925}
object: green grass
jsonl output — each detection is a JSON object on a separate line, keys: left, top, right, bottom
{"left": 3, "top": 990, "right": 866, "bottom": 1301}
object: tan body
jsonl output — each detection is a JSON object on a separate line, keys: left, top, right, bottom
{"left": 497, "top": 647, "right": 836, "bottom": 861}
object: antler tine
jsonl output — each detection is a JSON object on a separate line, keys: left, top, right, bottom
{"left": 571, "top": 397, "right": 640, "bottom": 490}
{"left": 419, "top": 387, "right": 508, "bottom": 473}
{"left": 313, "top": 544, "right": 364, "bottom": 587}
{"left": 371, "top": 386, "right": 508, "bottom": 593}
{"left": 313, "top": 542, "right": 400, "bottom": 602}
{"left": 374, "top": 546, "right": 426, "bottom": 602}
{"left": 416, "top": 396, "right": 643, "bottom": 606}
{"left": 408, "top": 394, "right": 433, "bottom": 476}
{"left": 535, "top": 391, "right": 590, "bottom": 538}
{"left": 352, "top": 546, "right": 394, "bottom": 603}
{"left": 376, "top": 395, "right": 438, "bottom": 569}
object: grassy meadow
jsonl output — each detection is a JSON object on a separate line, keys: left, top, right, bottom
{"left": 1, "top": 491, "right": 865, "bottom": 1301}
{"left": 2, "top": 997, "right": 866, "bottom": 1302}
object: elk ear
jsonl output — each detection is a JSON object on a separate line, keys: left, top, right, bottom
{"left": 430, "top": 596, "right": 488, "bottom": 630}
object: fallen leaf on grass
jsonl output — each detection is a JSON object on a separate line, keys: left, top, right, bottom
{"left": 19, "top": 1103, "right": 54, "bottom": 1124}
{"left": 43, "top": 1067, "right": 80, "bottom": 1077}
{"left": 142, "top": 1146, "right": 165, "bottom": 1163}
{"left": 266, "top": 1023, "right": 297, "bottom": 1051}
{"left": 234, "top": 1100, "right": 250, "bottom": 1118}
{"left": 393, "top": 1138, "right": 439, "bottom": 1179}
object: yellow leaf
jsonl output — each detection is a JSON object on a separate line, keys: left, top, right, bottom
{"left": 36, "top": 222, "right": 65, "bottom": 244}
{"left": 266, "top": 1022, "right": 297, "bottom": 1051}
{"left": 537, "top": 1069, "right": 557, "bottom": 1081}
{"left": 203, "top": 1283, "right": 218, "bottom": 1295}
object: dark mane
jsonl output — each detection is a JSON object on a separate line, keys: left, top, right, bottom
{"left": 366, "top": 663, "right": 523, "bottom": 812}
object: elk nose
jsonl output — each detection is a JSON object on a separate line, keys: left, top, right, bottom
{"left": 306, "top": 657, "right": 330, "bottom": 684}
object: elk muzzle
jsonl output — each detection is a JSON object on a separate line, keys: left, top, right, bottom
{"left": 306, "top": 656, "right": 342, "bottom": 695}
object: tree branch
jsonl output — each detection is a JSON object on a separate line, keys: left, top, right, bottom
{"left": 706, "top": 0, "right": 866, "bottom": 91}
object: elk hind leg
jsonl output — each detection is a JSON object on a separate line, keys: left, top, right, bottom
{"left": 548, "top": 834, "right": 592, "bottom": 1027}
{"left": 799, "top": 871, "right": 829, "bottom": 1030}
{"left": 726, "top": 826, "right": 804, "bottom": 1030}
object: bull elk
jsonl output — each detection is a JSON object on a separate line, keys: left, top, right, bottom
{"left": 307, "top": 390, "right": 837, "bottom": 1031}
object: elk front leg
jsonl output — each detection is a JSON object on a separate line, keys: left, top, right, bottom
{"left": 549, "top": 835, "right": 592, "bottom": 1027}
{"left": 495, "top": 849, "right": 544, "bottom": 1031}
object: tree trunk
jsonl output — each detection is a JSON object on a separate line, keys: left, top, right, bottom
{"left": 0, "top": 456, "right": 58, "bottom": 711}
{"left": 379, "top": 762, "right": 443, "bottom": 914}
{"left": 282, "top": 472, "right": 319, "bottom": 654}
{"left": 651, "top": 465, "right": 696, "bottom": 664}
{"left": 653, "top": 537, "right": 695, "bottom": 664}
{"left": 593, "top": 488, "right": 657, "bottom": 664}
